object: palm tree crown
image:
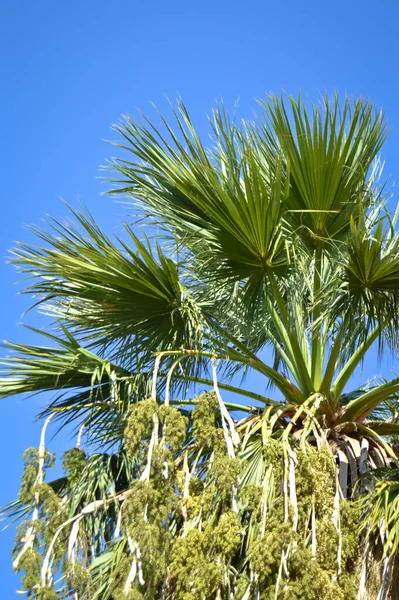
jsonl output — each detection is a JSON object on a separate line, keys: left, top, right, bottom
{"left": 3, "top": 93, "right": 399, "bottom": 599}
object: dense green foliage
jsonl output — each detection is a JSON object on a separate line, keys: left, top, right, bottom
{"left": 3, "top": 93, "right": 399, "bottom": 598}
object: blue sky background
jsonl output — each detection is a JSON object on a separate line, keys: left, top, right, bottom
{"left": 1, "top": 0, "right": 399, "bottom": 594}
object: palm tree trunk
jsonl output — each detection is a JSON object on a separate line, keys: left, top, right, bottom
{"left": 390, "top": 556, "right": 399, "bottom": 600}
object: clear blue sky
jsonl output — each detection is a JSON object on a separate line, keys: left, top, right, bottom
{"left": 1, "top": 0, "right": 399, "bottom": 594}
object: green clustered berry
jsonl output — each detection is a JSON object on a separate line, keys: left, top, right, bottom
{"left": 62, "top": 447, "right": 87, "bottom": 487}
{"left": 169, "top": 529, "right": 224, "bottom": 600}
{"left": 232, "top": 572, "right": 250, "bottom": 599}
{"left": 35, "top": 587, "right": 60, "bottom": 600}
{"left": 169, "top": 512, "right": 241, "bottom": 599}
{"left": 262, "top": 438, "right": 283, "bottom": 466}
{"left": 210, "top": 453, "right": 242, "bottom": 505}
{"left": 19, "top": 447, "right": 55, "bottom": 504}
{"left": 212, "top": 511, "right": 241, "bottom": 559}
{"left": 110, "top": 551, "right": 157, "bottom": 600}
{"left": 280, "top": 548, "right": 346, "bottom": 600}
{"left": 114, "top": 587, "right": 144, "bottom": 600}
{"left": 125, "top": 400, "right": 188, "bottom": 459}
{"left": 15, "top": 548, "right": 41, "bottom": 590}
{"left": 245, "top": 445, "right": 361, "bottom": 598}
{"left": 10, "top": 409, "right": 373, "bottom": 600}
{"left": 262, "top": 438, "right": 283, "bottom": 482}
{"left": 192, "top": 392, "right": 223, "bottom": 449}
{"left": 13, "top": 445, "right": 69, "bottom": 599}
{"left": 13, "top": 483, "right": 65, "bottom": 590}
{"left": 125, "top": 399, "right": 157, "bottom": 456}
{"left": 249, "top": 520, "right": 293, "bottom": 586}
{"left": 296, "top": 447, "right": 335, "bottom": 513}
{"left": 158, "top": 404, "right": 188, "bottom": 449}
{"left": 65, "top": 562, "right": 92, "bottom": 598}
{"left": 240, "top": 483, "right": 263, "bottom": 513}
{"left": 122, "top": 481, "right": 173, "bottom": 589}
{"left": 124, "top": 479, "right": 174, "bottom": 527}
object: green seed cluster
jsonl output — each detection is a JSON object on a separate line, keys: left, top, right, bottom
{"left": 125, "top": 399, "right": 157, "bottom": 456}
{"left": 169, "top": 515, "right": 241, "bottom": 600}
{"left": 191, "top": 392, "right": 223, "bottom": 449}
{"left": 19, "top": 447, "right": 54, "bottom": 504}
{"left": 13, "top": 400, "right": 376, "bottom": 599}
{"left": 13, "top": 447, "right": 67, "bottom": 599}
{"left": 246, "top": 446, "right": 361, "bottom": 598}
{"left": 62, "top": 447, "right": 87, "bottom": 488}
{"left": 65, "top": 562, "right": 92, "bottom": 598}
{"left": 158, "top": 404, "right": 188, "bottom": 449}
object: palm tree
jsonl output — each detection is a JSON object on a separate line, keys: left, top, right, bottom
{"left": 3, "top": 93, "right": 399, "bottom": 599}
